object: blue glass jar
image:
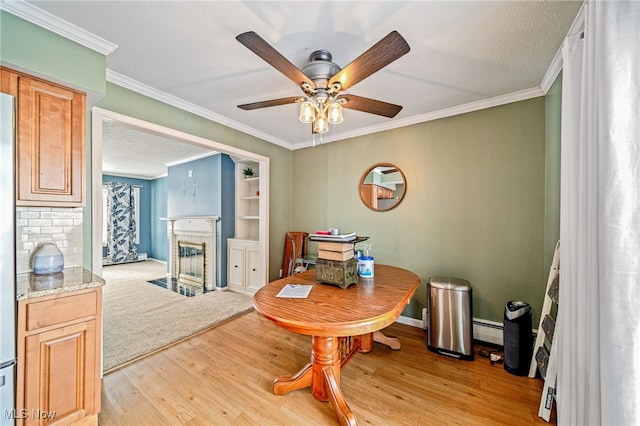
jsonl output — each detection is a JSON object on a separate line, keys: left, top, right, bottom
{"left": 32, "top": 243, "right": 64, "bottom": 275}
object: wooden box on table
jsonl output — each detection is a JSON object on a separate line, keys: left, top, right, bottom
{"left": 316, "top": 257, "right": 358, "bottom": 289}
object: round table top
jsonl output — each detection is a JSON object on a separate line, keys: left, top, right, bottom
{"left": 253, "top": 264, "right": 420, "bottom": 337}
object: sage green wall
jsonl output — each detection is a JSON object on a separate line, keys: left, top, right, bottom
{"left": 95, "top": 83, "right": 293, "bottom": 281}
{"left": 292, "top": 99, "right": 548, "bottom": 324}
{"left": 0, "top": 12, "right": 106, "bottom": 95}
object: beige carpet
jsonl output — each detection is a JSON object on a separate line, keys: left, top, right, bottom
{"left": 101, "top": 260, "right": 254, "bottom": 372}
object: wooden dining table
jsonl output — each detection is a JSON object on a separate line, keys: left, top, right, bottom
{"left": 253, "top": 264, "right": 421, "bottom": 425}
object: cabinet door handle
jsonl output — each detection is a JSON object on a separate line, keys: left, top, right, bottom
{"left": 252, "top": 268, "right": 256, "bottom": 272}
{"left": 234, "top": 265, "right": 238, "bottom": 268}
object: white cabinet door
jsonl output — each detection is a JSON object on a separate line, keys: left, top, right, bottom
{"left": 246, "top": 243, "right": 262, "bottom": 292}
{"left": 228, "top": 242, "right": 246, "bottom": 289}
{"left": 227, "top": 239, "right": 263, "bottom": 293}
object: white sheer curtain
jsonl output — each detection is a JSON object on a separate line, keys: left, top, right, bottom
{"left": 557, "top": 1, "right": 640, "bottom": 424}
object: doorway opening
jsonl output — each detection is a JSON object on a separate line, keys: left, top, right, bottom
{"left": 91, "top": 107, "right": 269, "bottom": 284}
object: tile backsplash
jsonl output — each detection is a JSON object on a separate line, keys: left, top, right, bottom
{"left": 16, "top": 207, "right": 83, "bottom": 274}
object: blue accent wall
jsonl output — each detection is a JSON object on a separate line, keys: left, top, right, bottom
{"left": 168, "top": 155, "right": 219, "bottom": 216}
{"left": 219, "top": 155, "right": 236, "bottom": 286}
{"left": 167, "top": 154, "right": 235, "bottom": 287}
{"left": 150, "top": 177, "right": 168, "bottom": 262}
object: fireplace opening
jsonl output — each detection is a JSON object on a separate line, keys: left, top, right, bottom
{"left": 178, "top": 241, "right": 205, "bottom": 294}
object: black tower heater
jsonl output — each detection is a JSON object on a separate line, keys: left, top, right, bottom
{"left": 503, "top": 301, "right": 533, "bottom": 376}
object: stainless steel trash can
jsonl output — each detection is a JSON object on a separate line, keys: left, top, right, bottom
{"left": 427, "top": 276, "right": 474, "bottom": 360}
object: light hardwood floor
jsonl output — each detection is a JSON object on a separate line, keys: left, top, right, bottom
{"left": 99, "top": 311, "right": 555, "bottom": 425}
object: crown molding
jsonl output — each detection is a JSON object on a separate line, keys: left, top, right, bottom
{"left": 106, "top": 69, "right": 294, "bottom": 150}
{"left": 164, "top": 151, "right": 219, "bottom": 168}
{"left": 293, "top": 87, "right": 545, "bottom": 150}
{"left": 540, "top": 47, "right": 563, "bottom": 94}
{"left": 0, "top": 0, "right": 118, "bottom": 55}
{"left": 540, "top": 2, "right": 586, "bottom": 94}
{"left": 111, "top": 68, "right": 543, "bottom": 152}
{"left": 101, "top": 171, "right": 155, "bottom": 180}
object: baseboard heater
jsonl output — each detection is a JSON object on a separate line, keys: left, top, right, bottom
{"left": 472, "top": 318, "right": 504, "bottom": 346}
{"left": 393, "top": 313, "right": 538, "bottom": 347}
{"left": 402, "top": 312, "right": 506, "bottom": 346}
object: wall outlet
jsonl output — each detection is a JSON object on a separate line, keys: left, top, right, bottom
{"left": 188, "top": 170, "right": 192, "bottom": 177}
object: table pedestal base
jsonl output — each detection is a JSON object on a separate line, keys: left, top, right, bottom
{"left": 373, "top": 331, "right": 401, "bottom": 350}
{"left": 272, "top": 331, "right": 401, "bottom": 425}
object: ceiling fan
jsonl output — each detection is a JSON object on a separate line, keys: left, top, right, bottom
{"left": 236, "top": 31, "right": 410, "bottom": 134}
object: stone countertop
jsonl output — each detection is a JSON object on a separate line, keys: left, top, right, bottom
{"left": 16, "top": 267, "right": 105, "bottom": 301}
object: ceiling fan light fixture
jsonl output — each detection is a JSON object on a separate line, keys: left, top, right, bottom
{"left": 299, "top": 101, "right": 315, "bottom": 123}
{"left": 327, "top": 102, "right": 343, "bottom": 124}
{"left": 236, "top": 31, "right": 409, "bottom": 139}
{"left": 313, "top": 115, "right": 329, "bottom": 133}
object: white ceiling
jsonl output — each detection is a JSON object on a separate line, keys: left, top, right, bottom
{"left": 10, "top": 1, "right": 582, "bottom": 177}
{"left": 101, "top": 119, "right": 216, "bottom": 179}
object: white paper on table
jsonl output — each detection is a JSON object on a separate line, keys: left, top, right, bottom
{"left": 276, "top": 284, "right": 313, "bottom": 298}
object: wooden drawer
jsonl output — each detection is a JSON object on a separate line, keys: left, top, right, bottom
{"left": 25, "top": 291, "right": 97, "bottom": 331}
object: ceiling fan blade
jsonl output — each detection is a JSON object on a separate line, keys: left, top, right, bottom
{"left": 329, "top": 31, "right": 410, "bottom": 91}
{"left": 237, "top": 31, "right": 315, "bottom": 89}
{"left": 340, "top": 94, "right": 403, "bottom": 118}
{"left": 238, "top": 96, "right": 305, "bottom": 110}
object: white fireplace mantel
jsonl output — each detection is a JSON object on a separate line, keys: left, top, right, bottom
{"left": 161, "top": 216, "right": 220, "bottom": 231}
{"left": 161, "top": 216, "right": 220, "bottom": 290}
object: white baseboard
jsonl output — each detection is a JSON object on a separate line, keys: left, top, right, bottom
{"left": 396, "top": 314, "right": 505, "bottom": 346}
{"left": 138, "top": 253, "right": 148, "bottom": 260}
{"left": 396, "top": 315, "right": 423, "bottom": 328}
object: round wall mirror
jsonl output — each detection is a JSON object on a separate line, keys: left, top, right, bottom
{"left": 359, "top": 163, "right": 407, "bottom": 211}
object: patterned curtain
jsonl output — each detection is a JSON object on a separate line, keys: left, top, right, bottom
{"left": 105, "top": 182, "right": 138, "bottom": 264}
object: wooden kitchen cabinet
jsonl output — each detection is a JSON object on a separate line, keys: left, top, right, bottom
{"left": 16, "top": 287, "right": 102, "bottom": 426}
{"left": 0, "top": 67, "right": 86, "bottom": 207}
{"left": 360, "top": 183, "right": 394, "bottom": 209}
